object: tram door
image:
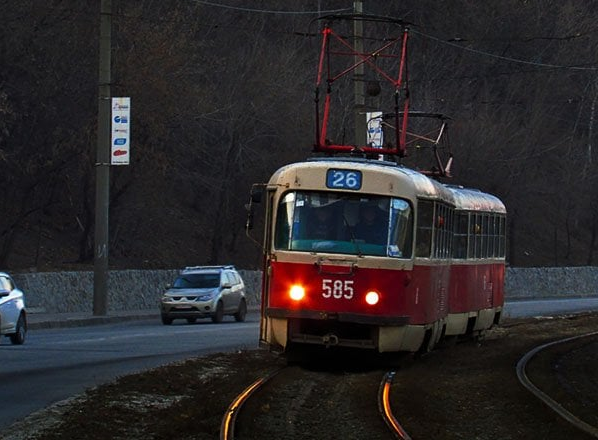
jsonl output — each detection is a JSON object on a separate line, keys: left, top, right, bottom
{"left": 259, "top": 189, "right": 275, "bottom": 345}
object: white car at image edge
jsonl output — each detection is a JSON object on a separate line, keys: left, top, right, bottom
{"left": 0, "top": 272, "right": 27, "bottom": 345}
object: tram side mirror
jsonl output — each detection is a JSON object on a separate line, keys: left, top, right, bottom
{"left": 246, "top": 185, "right": 264, "bottom": 231}
{"left": 245, "top": 202, "right": 255, "bottom": 230}
{"left": 246, "top": 184, "right": 267, "bottom": 237}
{"left": 250, "top": 186, "right": 263, "bottom": 203}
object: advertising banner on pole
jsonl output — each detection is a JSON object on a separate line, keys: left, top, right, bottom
{"left": 111, "top": 97, "right": 130, "bottom": 165}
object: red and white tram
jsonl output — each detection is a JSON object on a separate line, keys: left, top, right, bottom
{"left": 247, "top": 14, "right": 507, "bottom": 354}
{"left": 250, "top": 158, "right": 505, "bottom": 354}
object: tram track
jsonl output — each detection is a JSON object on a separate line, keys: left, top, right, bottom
{"left": 220, "top": 368, "right": 284, "bottom": 440}
{"left": 378, "top": 371, "right": 412, "bottom": 440}
{"left": 220, "top": 366, "right": 411, "bottom": 440}
{"left": 516, "top": 330, "right": 598, "bottom": 439}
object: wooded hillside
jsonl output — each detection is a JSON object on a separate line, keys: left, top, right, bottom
{"left": 1, "top": 1, "right": 597, "bottom": 270}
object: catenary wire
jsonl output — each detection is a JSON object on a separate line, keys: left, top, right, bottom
{"left": 411, "top": 28, "right": 598, "bottom": 71}
{"left": 190, "top": 0, "right": 351, "bottom": 15}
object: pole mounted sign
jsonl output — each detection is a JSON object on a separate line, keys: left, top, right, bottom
{"left": 111, "top": 97, "right": 130, "bottom": 165}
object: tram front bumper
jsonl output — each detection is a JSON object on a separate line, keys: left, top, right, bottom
{"left": 266, "top": 307, "right": 410, "bottom": 326}
{"left": 265, "top": 307, "right": 421, "bottom": 352}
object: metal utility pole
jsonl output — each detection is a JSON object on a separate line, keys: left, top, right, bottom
{"left": 353, "top": 0, "right": 366, "bottom": 146}
{"left": 94, "top": 0, "right": 112, "bottom": 316}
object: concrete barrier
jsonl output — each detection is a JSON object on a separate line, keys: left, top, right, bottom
{"left": 505, "top": 266, "right": 598, "bottom": 299}
{"left": 12, "top": 269, "right": 261, "bottom": 314}
{"left": 11, "top": 267, "right": 598, "bottom": 314}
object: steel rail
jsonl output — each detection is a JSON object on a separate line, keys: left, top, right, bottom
{"left": 516, "top": 331, "right": 598, "bottom": 439}
{"left": 378, "top": 371, "right": 412, "bottom": 440}
{"left": 220, "top": 368, "right": 284, "bottom": 440}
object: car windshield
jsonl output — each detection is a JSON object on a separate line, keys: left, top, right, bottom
{"left": 173, "top": 273, "right": 220, "bottom": 289}
{"left": 274, "top": 191, "right": 413, "bottom": 258}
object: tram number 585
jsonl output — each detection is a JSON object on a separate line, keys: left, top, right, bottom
{"left": 322, "top": 279, "right": 354, "bottom": 299}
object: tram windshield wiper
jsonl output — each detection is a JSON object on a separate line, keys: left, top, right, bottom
{"left": 342, "top": 213, "right": 363, "bottom": 257}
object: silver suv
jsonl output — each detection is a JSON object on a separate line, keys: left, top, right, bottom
{"left": 0, "top": 272, "right": 27, "bottom": 345}
{"left": 160, "top": 266, "right": 247, "bottom": 325}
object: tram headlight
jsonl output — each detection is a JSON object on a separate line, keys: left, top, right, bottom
{"left": 365, "top": 291, "right": 380, "bottom": 305}
{"left": 289, "top": 285, "right": 305, "bottom": 301}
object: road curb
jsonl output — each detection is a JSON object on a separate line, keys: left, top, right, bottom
{"left": 27, "top": 313, "right": 160, "bottom": 330}
{"left": 26, "top": 308, "right": 261, "bottom": 331}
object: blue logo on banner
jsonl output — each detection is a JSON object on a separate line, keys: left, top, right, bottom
{"left": 114, "top": 116, "right": 128, "bottom": 123}
{"left": 114, "top": 138, "right": 127, "bottom": 145}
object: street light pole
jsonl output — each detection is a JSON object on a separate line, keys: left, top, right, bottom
{"left": 94, "top": 0, "right": 111, "bottom": 316}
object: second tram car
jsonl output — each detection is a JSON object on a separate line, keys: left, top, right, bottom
{"left": 252, "top": 157, "right": 506, "bottom": 354}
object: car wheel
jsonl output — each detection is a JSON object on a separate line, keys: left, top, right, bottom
{"left": 9, "top": 314, "right": 26, "bottom": 345}
{"left": 161, "top": 315, "right": 173, "bottom": 325}
{"left": 186, "top": 318, "right": 197, "bottom": 324}
{"left": 234, "top": 299, "right": 247, "bottom": 322}
{"left": 211, "top": 301, "right": 224, "bottom": 323}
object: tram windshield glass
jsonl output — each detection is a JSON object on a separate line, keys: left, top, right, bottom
{"left": 274, "top": 191, "right": 413, "bottom": 258}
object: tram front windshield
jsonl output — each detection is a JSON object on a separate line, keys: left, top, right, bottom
{"left": 274, "top": 191, "right": 413, "bottom": 258}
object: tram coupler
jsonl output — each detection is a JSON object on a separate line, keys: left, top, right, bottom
{"left": 322, "top": 333, "right": 339, "bottom": 347}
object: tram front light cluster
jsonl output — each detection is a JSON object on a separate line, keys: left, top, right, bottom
{"left": 289, "top": 284, "right": 305, "bottom": 301}
{"left": 287, "top": 284, "right": 380, "bottom": 305}
{"left": 365, "top": 291, "right": 380, "bottom": 305}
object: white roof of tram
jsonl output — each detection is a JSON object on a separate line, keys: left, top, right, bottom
{"left": 270, "top": 157, "right": 505, "bottom": 214}
{"left": 445, "top": 185, "right": 506, "bottom": 214}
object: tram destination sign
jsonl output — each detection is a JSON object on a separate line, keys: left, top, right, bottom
{"left": 326, "top": 169, "right": 362, "bottom": 190}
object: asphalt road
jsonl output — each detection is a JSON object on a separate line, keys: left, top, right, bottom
{"left": 2, "top": 299, "right": 598, "bottom": 432}
{"left": 0, "top": 313, "right": 260, "bottom": 430}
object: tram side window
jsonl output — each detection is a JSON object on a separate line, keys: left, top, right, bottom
{"left": 488, "top": 215, "right": 495, "bottom": 258}
{"left": 454, "top": 213, "right": 468, "bottom": 259}
{"left": 447, "top": 207, "right": 454, "bottom": 258}
{"left": 433, "top": 204, "right": 447, "bottom": 259}
{"left": 478, "top": 214, "right": 485, "bottom": 258}
{"left": 491, "top": 215, "right": 499, "bottom": 257}
{"left": 476, "top": 214, "right": 488, "bottom": 258}
{"left": 273, "top": 193, "right": 296, "bottom": 250}
{"left": 433, "top": 204, "right": 441, "bottom": 258}
{"left": 479, "top": 214, "right": 485, "bottom": 258}
{"left": 416, "top": 200, "right": 433, "bottom": 257}
{"left": 470, "top": 214, "right": 481, "bottom": 258}
{"left": 487, "top": 215, "right": 494, "bottom": 257}
{"left": 499, "top": 215, "right": 506, "bottom": 257}
{"left": 482, "top": 214, "right": 490, "bottom": 258}
{"left": 482, "top": 214, "right": 505, "bottom": 258}
{"left": 439, "top": 205, "right": 454, "bottom": 259}
{"left": 388, "top": 198, "right": 413, "bottom": 258}
{"left": 468, "top": 215, "right": 474, "bottom": 258}
{"left": 453, "top": 212, "right": 468, "bottom": 258}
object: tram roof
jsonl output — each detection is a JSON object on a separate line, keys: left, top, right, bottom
{"left": 270, "top": 157, "right": 505, "bottom": 214}
{"left": 445, "top": 185, "right": 506, "bottom": 214}
{"left": 272, "top": 157, "right": 454, "bottom": 201}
